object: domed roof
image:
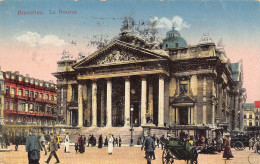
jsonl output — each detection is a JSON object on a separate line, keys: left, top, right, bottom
{"left": 161, "top": 25, "right": 187, "bottom": 49}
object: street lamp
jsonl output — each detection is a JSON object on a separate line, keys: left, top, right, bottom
{"left": 130, "top": 104, "right": 134, "bottom": 146}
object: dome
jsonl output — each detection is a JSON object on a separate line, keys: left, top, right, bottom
{"left": 161, "top": 25, "right": 187, "bottom": 49}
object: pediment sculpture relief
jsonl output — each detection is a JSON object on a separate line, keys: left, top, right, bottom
{"left": 96, "top": 50, "right": 147, "bottom": 65}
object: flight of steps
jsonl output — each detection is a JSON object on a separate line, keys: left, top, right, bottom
{"left": 60, "top": 126, "right": 144, "bottom": 145}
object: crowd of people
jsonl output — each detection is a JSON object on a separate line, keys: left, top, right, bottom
{"left": 249, "top": 136, "right": 260, "bottom": 153}
{"left": 74, "top": 134, "right": 122, "bottom": 154}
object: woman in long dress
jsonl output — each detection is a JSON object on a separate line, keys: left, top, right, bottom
{"left": 223, "top": 136, "right": 233, "bottom": 159}
{"left": 98, "top": 135, "right": 103, "bottom": 149}
{"left": 64, "top": 133, "right": 70, "bottom": 153}
{"left": 107, "top": 134, "right": 114, "bottom": 155}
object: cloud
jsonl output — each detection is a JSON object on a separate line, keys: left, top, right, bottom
{"left": 16, "top": 31, "right": 66, "bottom": 47}
{"left": 152, "top": 16, "right": 190, "bottom": 30}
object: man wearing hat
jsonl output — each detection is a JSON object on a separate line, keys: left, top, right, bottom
{"left": 26, "top": 129, "right": 42, "bottom": 164}
{"left": 141, "top": 133, "right": 155, "bottom": 164}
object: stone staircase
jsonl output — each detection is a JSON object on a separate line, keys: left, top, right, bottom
{"left": 60, "top": 126, "right": 144, "bottom": 145}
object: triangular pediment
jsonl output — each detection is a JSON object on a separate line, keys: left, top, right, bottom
{"left": 73, "top": 40, "right": 167, "bottom": 69}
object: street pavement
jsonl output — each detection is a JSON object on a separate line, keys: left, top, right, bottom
{"left": 0, "top": 145, "right": 260, "bottom": 164}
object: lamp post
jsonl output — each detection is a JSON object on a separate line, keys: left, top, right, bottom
{"left": 130, "top": 105, "right": 134, "bottom": 146}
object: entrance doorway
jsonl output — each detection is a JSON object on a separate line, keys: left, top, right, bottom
{"left": 72, "top": 110, "right": 78, "bottom": 127}
{"left": 179, "top": 107, "right": 188, "bottom": 125}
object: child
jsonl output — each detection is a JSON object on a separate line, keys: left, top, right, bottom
{"left": 75, "top": 143, "right": 78, "bottom": 153}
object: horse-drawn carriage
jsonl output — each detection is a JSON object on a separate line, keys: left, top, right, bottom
{"left": 161, "top": 137, "right": 198, "bottom": 164}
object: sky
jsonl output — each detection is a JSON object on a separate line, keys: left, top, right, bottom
{"left": 0, "top": 0, "right": 259, "bottom": 102}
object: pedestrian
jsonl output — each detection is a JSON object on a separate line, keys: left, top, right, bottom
{"left": 141, "top": 133, "right": 155, "bottom": 164}
{"left": 93, "top": 136, "right": 96, "bottom": 147}
{"left": 254, "top": 137, "right": 259, "bottom": 153}
{"left": 56, "top": 134, "right": 61, "bottom": 149}
{"left": 108, "top": 134, "right": 114, "bottom": 155}
{"left": 160, "top": 135, "right": 165, "bottom": 150}
{"left": 223, "top": 136, "right": 233, "bottom": 160}
{"left": 112, "top": 135, "right": 115, "bottom": 147}
{"left": 83, "top": 135, "right": 86, "bottom": 146}
{"left": 15, "top": 135, "right": 19, "bottom": 151}
{"left": 45, "top": 133, "right": 60, "bottom": 163}
{"left": 39, "top": 133, "right": 47, "bottom": 155}
{"left": 137, "top": 137, "right": 141, "bottom": 145}
{"left": 98, "top": 134, "right": 103, "bottom": 149}
{"left": 156, "top": 138, "right": 160, "bottom": 148}
{"left": 115, "top": 137, "right": 118, "bottom": 146}
{"left": 104, "top": 136, "right": 108, "bottom": 147}
{"left": 249, "top": 137, "right": 254, "bottom": 150}
{"left": 87, "top": 135, "right": 91, "bottom": 147}
{"left": 78, "top": 135, "right": 84, "bottom": 153}
{"left": 119, "top": 136, "right": 122, "bottom": 147}
{"left": 216, "top": 135, "right": 223, "bottom": 152}
{"left": 26, "top": 130, "right": 42, "bottom": 164}
{"left": 75, "top": 143, "right": 78, "bottom": 153}
{"left": 64, "top": 132, "right": 70, "bottom": 153}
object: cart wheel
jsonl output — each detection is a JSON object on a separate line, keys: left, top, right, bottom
{"left": 234, "top": 141, "right": 244, "bottom": 151}
{"left": 162, "top": 148, "right": 174, "bottom": 164}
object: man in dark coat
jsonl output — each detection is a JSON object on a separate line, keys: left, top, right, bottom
{"left": 45, "top": 133, "right": 60, "bottom": 163}
{"left": 26, "top": 130, "right": 42, "bottom": 164}
{"left": 98, "top": 134, "right": 103, "bottom": 148}
{"left": 119, "top": 136, "right": 122, "bottom": 147}
{"left": 142, "top": 133, "right": 155, "bottom": 164}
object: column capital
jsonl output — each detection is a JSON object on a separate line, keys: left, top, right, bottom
{"left": 106, "top": 77, "right": 112, "bottom": 82}
{"left": 91, "top": 78, "right": 97, "bottom": 83}
{"left": 124, "top": 76, "right": 130, "bottom": 81}
{"left": 158, "top": 74, "right": 165, "bottom": 79}
{"left": 140, "top": 75, "right": 146, "bottom": 80}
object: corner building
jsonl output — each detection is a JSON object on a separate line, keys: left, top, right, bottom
{"left": 0, "top": 70, "right": 57, "bottom": 135}
{"left": 53, "top": 29, "right": 246, "bottom": 138}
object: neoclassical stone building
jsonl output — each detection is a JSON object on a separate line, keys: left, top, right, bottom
{"left": 53, "top": 28, "right": 246, "bottom": 136}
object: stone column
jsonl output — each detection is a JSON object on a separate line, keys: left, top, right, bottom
{"left": 106, "top": 78, "right": 112, "bottom": 127}
{"left": 191, "top": 107, "right": 194, "bottom": 124}
{"left": 158, "top": 75, "right": 164, "bottom": 127}
{"left": 141, "top": 76, "right": 147, "bottom": 125}
{"left": 188, "top": 107, "right": 191, "bottom": 124}
{"left": 66, "top": 110, "right": 70, "bottom": 125}
{"left": 100, "top": 88, "right": 105, "bottom": 127}
{"left": 172, "top": 107, "right": 175, "bottom": 124}
{"left": 194, "top": 104, "right": 197, "bottom": 125}
{"left": 78, "top": 84, "right": 83, "bottom": 127}
{"left": 203, "top": 77, "right": 207, "bottom": 124}
{"left": 176, "top": 108, "right": 179, "bottom": 124}
{"left": 148, "top": 84, "right": 153, "bottom": 120}
{"left": 124, "top": 77, "right": 130, "bottom": 127}
{"left": 92, "top": 80, "right": 97, "bottom": 127}
{"left": 67, "top": 84, "right": 72, "bottom": 102}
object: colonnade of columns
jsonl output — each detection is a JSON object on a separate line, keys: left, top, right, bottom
{"left": 76, "top": 74, "right": 165, "bottom": 127}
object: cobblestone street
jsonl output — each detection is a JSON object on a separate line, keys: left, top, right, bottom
{"left": 1, "top": 145, "right": 260, "bottom": 164}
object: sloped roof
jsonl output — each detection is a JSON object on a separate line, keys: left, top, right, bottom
{"left": 242, "top": 103, "right": 255, "bottom": 110}
{"left": 230, "top": 63, "right": 240, "bottom": 81}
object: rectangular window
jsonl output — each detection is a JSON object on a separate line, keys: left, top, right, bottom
{"left": 256, "top": 122, "right": 259, "bottom": 126}
{"left": 11, "top": 87, "right": 15, "bottom": 95}
{"left": 179, "top": 81, "right": 188, "bottom": 95}
{"left": 10, "top": 102, "right": 14, "bottom": 110}
{"left": 30, "top": 91, "right": 33, "bottom": 97}
{"left": 5, "top": 86, "right": 9, "bottom": 94}
{"left": 25, "top": 103, "right": 28, "bottom": 112}
{"left": 72, "top": 85, "right": 78, "bottom": 100}
{"left": 25, "top": 90, "right": 29, "bottom": 96}
{"left": 29, "top": 104, "right": 34, "bottom": 112}
{"left": 18, "top": 102, "right": 23, "bottom": 111}
{"left": 256, "top": 116, "right": 259, "bottom": 120}
{"left": 4, "top": 101, "right": 7, "bottom": 110}
{"left": 51, "top": 95, "right": 54, "bottom": 101}
{"left": 249, "top": 121, "right": 252, "bottom": 127}
{"left": 45, "top": 94, "right": 49, "bottom": 100}
{"left": 39, "top": 93, "right": 43, "bottom": 99}
{"left": 249, "top": 114, "right": 252, "bottom": 119}
{"left": 244, "top": 115, "right": 247, "bottom": 119}
{"left": 18, "top": 89, "right": 22, "bottom": 96}
{"left": 35, "top": 92, "right": 38, "bottom": 98}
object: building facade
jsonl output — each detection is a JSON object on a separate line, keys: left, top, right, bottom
{"left": 254, "top": 101, "right": 260, "bottom": 126}
{"left": 242, "top": 103, "right": 255, "bottom": 128}
{"left": 0, "top": 69, "right": 57, "bottom": 135}
{"left": 53, "top": 28, "right": 246, "bottom": 136}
